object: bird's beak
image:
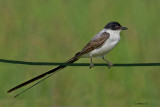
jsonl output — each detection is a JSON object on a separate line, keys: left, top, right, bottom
{"left": 121, "top": 27, "right": 128, "bottom": 30}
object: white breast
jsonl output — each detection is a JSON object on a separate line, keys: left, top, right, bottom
{"left": 82, "top": 29, "right": 121, "bottom": 58}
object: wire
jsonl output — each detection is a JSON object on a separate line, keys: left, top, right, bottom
{"left": 1, "top": 58, "right": 160, "bottom": 66}
{"left": 0, "top": 58, "right": 160, "bottom": 66}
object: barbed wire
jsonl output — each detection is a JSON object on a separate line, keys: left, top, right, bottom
{"left": 0, "top": 58, "right": 160, "bottom": 67}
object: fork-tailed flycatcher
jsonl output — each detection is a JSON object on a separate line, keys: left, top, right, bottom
{"left": 7, "top": 21, "right": 128, "bottom": 96}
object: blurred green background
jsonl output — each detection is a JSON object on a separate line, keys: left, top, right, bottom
{"left": 0, "top": 0, "right": 160, "bottom": 107}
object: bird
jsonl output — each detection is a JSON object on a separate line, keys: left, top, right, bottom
{"left": 7, "top": 21, "right": 128, "bottom": 97}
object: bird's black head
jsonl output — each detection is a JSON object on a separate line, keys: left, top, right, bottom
{"left": 104, "top": 21, "right": 128, "bottom": 30}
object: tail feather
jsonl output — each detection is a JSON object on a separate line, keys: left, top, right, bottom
{"left": 7, "top": 54, "right": 80, "bottom": 93}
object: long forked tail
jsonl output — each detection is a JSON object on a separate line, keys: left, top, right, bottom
{"left": 7, "top": 54, "right": 80, "bottom": 93}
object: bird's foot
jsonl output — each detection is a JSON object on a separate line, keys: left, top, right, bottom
{"left": 90, "top": 63, "right": 94, "bottom": 69}
{"left": 108, "top": 63, "right": 113, "bottom": 69}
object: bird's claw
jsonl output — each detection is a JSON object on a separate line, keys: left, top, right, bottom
{"left": 90, "top": 63, "right": 94, "bottom": 69}
{"left": 108, "top": 63, "right": 113, "bottom": 69}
